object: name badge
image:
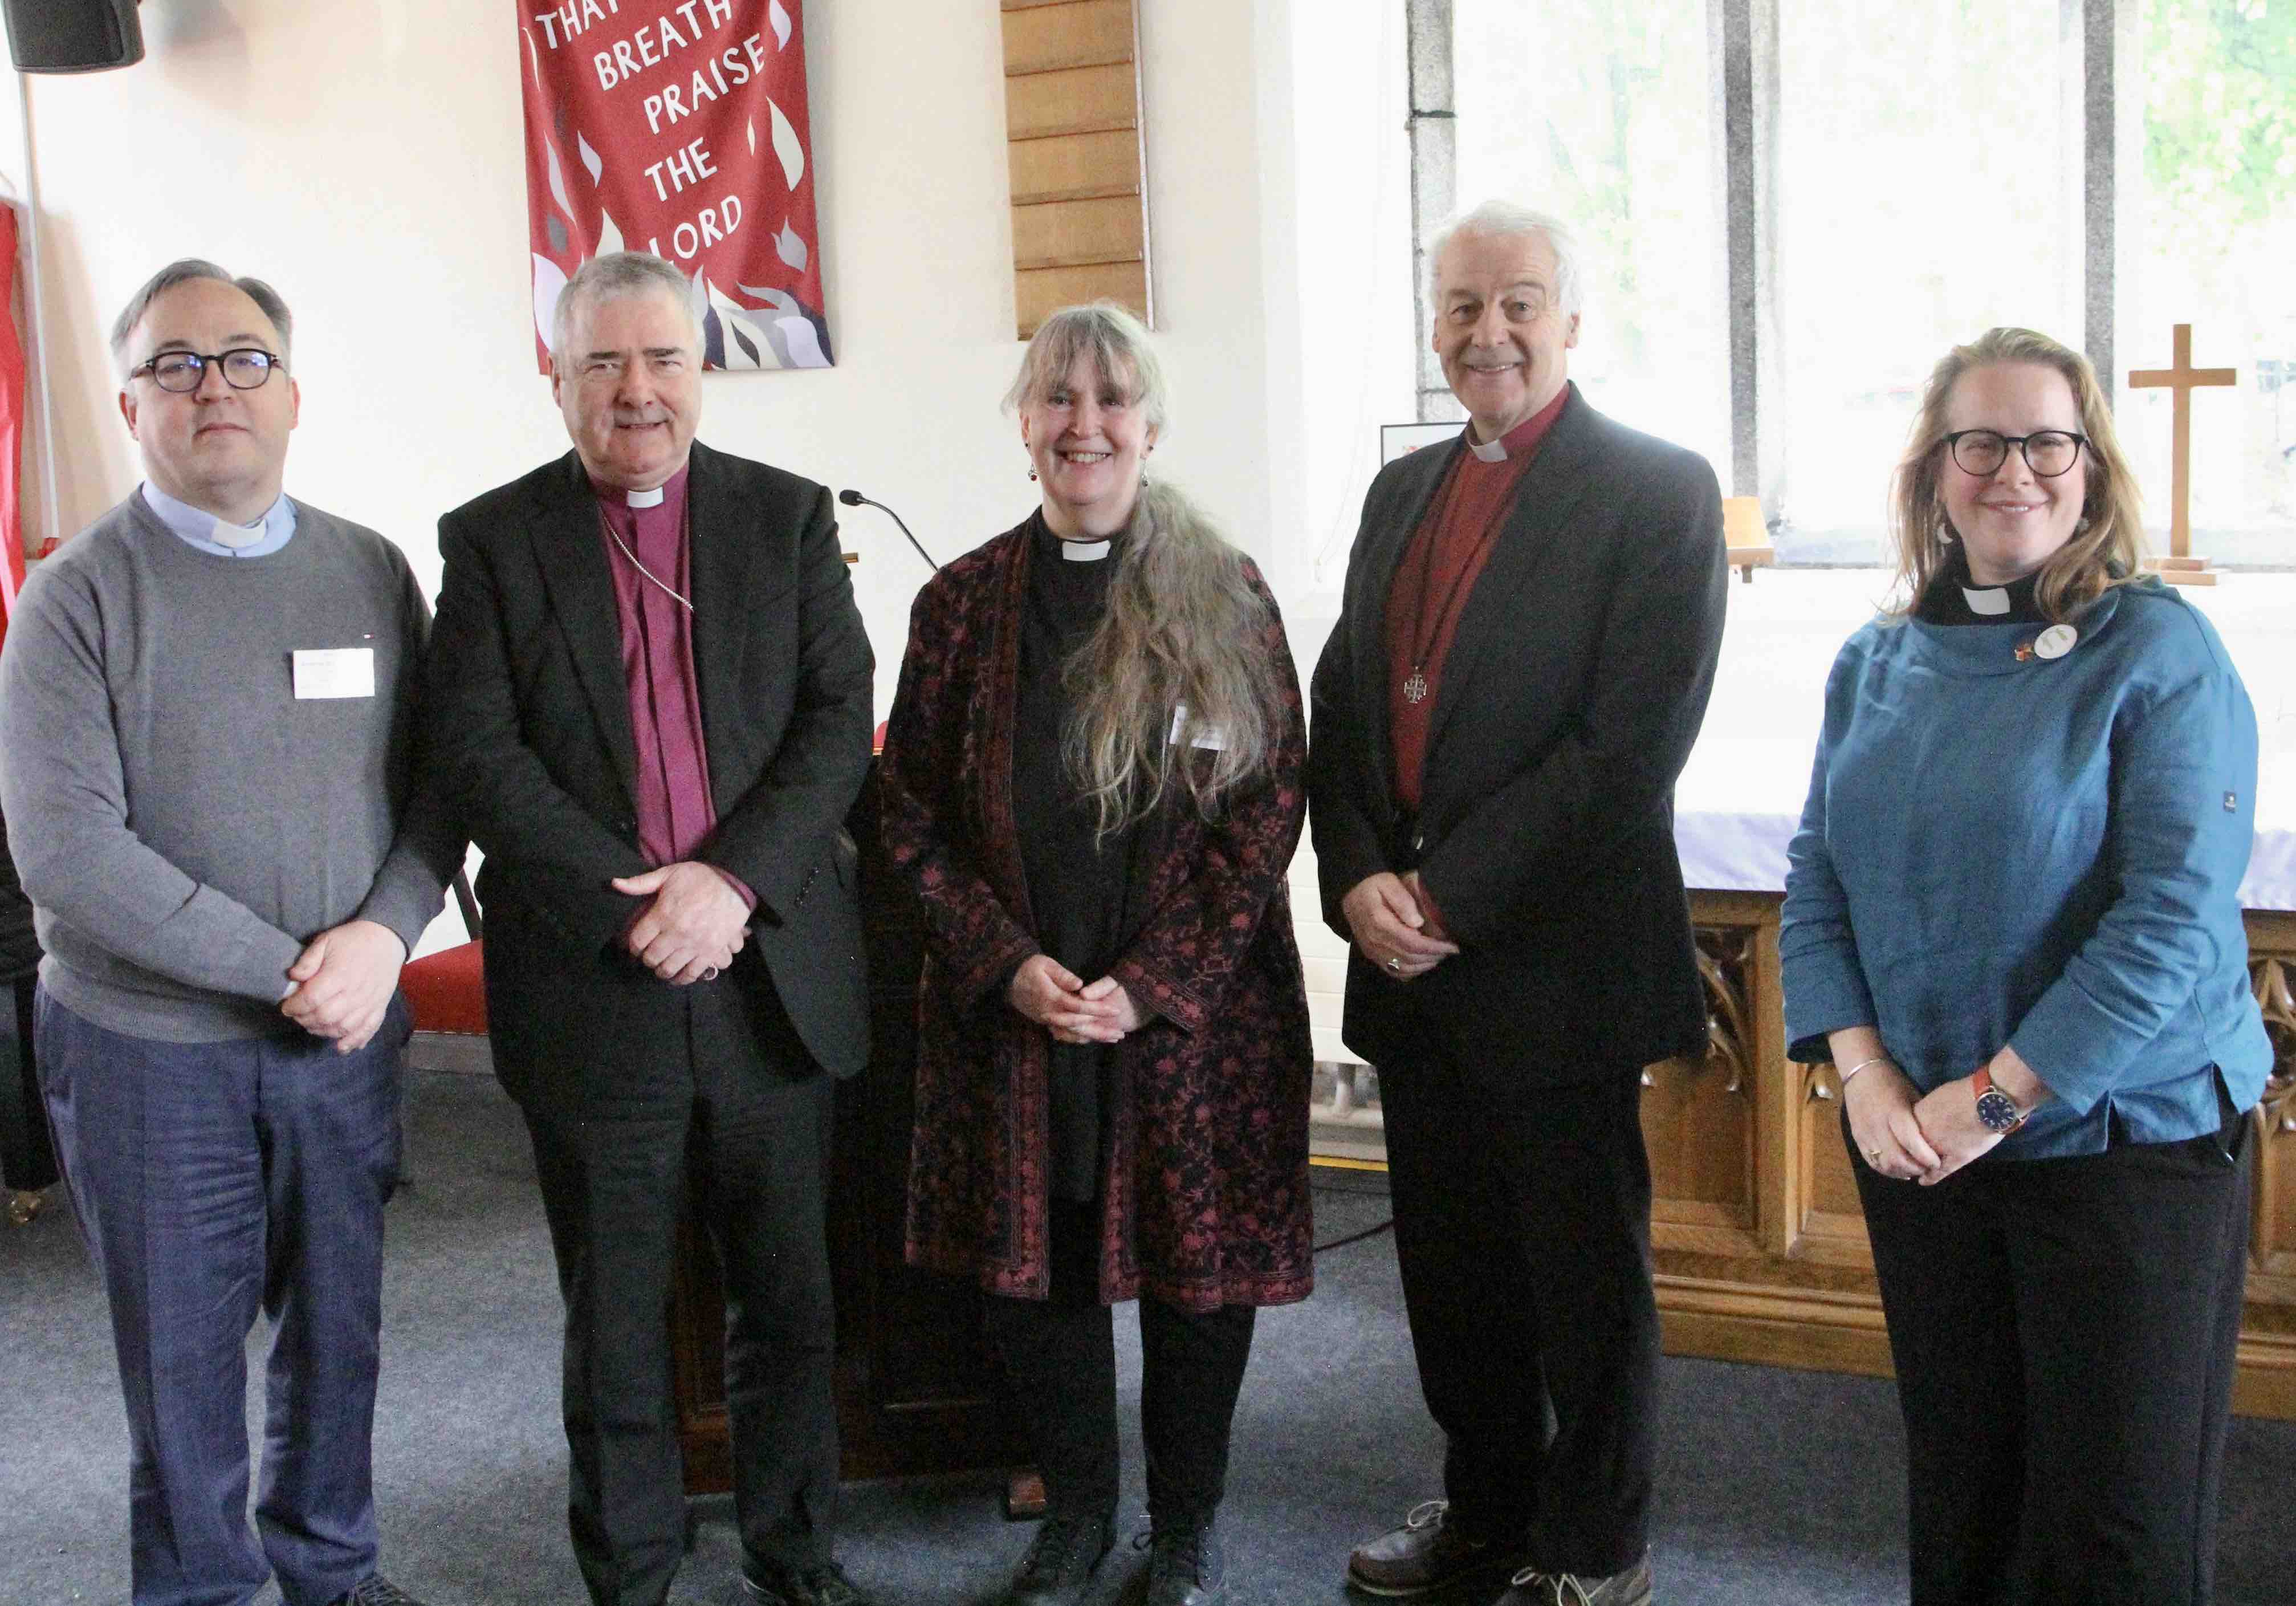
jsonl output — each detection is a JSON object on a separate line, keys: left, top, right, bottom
{"left": 1167, "top": 703, "right": 1227, "bottom": 751}
{"left": 293, "top": 647, "right": 376, "bottom": 700}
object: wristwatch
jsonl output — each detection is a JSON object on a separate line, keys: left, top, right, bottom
{"left": 1971, "top": 1064, "right": 2028, "bottom": 1135}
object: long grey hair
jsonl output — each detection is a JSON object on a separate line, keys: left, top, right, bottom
{"left": 1007, "top": 303, "right": 1287, "bottom": 840}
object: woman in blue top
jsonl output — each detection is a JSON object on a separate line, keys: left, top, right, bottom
{"left": 1780, "top": 326, "right": 2270, "bottom": 1606}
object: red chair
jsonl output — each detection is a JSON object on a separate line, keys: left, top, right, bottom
{"left": 400, "top": 871, "right": 487, "bottom": 1040}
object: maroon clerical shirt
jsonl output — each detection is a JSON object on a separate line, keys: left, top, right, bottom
{"left": 1383, "top": 387, "right": 1570, "bottom": 816}
{"left": 594, "top": 466, "right": 724, "bottom": 871}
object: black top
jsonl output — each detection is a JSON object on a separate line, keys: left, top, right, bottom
{"left": 1915, "top": 544, "right": 2046, "bottom": 627}
{"left": 1012, "top": 515, "right": 1142, "bottom": 1202}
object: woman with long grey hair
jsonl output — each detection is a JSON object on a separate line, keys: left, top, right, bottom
{"left": 879, "top": 302, "right": 1314, "bottom": 1606}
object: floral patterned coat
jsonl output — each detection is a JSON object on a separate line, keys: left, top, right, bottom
{"left": 879, "top": 519, "right": 1314, "bottom": 1312}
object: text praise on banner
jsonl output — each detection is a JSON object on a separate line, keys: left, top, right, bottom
{"left": 518, "top": 0, "right": 833, "bottom": 372}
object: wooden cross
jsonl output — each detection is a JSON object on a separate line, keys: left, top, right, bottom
{"left": 2128, "top": 323, "right": 2237, "bottom": 563}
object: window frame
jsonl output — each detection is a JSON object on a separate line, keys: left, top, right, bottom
{"left": 1401, "top": 0, "right": 2282, "bottom": 567}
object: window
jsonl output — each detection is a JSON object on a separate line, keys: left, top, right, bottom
{"left": 1773, "top": 0, "right": 2078, "bottom": 551}
{"left": 1407, "top": 0, "right": 2296, "bottom": 569}
{"left": 1451, "top": 0, "right": 1730, "bottom": 475}
{"left": 2121, "top": 0, "right": 2296, "bottom": 566}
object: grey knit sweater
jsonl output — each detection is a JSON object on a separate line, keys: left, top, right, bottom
{"left": 0, "top": 492, "right": 459, "bottom": 1042}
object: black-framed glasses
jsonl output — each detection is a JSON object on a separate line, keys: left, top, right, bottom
{"left": 128, "top": 348, "right": 284, "bottom": 394}
{"left": 1942, "top": 429, "right": 2087, "bottom": 479}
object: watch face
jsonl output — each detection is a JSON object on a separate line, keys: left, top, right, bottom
{"left": 1976, "top": 1089, "right": 2022, "bottom": 1133}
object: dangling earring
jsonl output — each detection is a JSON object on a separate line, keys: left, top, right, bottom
{"left": 1028, "top": 466, "right": 1037, "bottom": 482}
{"left": 2075, "top": 514, "right": 2091, "bottom": 533}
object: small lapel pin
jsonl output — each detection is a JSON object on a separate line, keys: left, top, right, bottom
{"left": 2016, "top": 624, "right": 2078, "bottom": 662}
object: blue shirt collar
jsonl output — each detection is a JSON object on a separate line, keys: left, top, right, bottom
{"left": 140, "top": 482, "right": 296, "bottom": 559}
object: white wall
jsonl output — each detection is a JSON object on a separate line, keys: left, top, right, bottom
{"left": 0, "top": 0, "right": 1314, "bottom": 714}
{"left": 0, "top": 0, "right": 1420, "bottom": 974}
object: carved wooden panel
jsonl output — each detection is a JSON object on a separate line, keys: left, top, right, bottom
{"left": 1650, "top": 892, "right": 2296, "bottom": 1417}
{"left": 1643, "top": 915, "right": 1760, "bottom": 1255}
{"left": 1001, "top": 0, "right": 1153, "bottom": 337}
{"left": 2244, "top": 912, "right": 2296, "bottom": 1294}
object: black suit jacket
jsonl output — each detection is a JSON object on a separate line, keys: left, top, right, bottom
{"left": 426, "top": 442, "right": 874, "bottom": 1108}
{"left": 1306, "top": 386, "right": 1727, "bottom": 1085}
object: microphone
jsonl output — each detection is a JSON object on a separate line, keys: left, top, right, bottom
{"left": 838, "top": 488, "right": 940, "bottom": 572}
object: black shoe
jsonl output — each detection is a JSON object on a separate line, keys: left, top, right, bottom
{"left": 740, "top": 1557, "right": 876, "bottom": 1606}
{"left": 330, "top": 1579, "right": 430, "bottom": 1606}
{"left": 1142, "top": 1515, "right": 1225, "bottom": 1606}
{"left": 1003, "top": 1511, "right": 1115, "bottom": 1606}
{"left": 1346, "top": 1499, "right": 1529, "bottom": 1598}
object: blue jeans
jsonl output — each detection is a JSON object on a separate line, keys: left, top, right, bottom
{"left": 38, "top": 986, "right": 408, "bottom": 1606}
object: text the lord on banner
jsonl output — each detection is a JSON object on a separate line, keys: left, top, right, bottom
{"left": 517, "top": 0, "right": 833, "bottom": 372}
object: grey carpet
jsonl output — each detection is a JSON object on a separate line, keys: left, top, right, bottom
{"left": 3, "top": 1068, "right": 2292, "bottom": 1605}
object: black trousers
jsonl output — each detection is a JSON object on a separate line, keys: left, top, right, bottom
{"left": 0, "top": 974, "right": 55, "bottom": 1192}
{"left": 1851, "top": 1096, "right": 2252, "bottom": 1606}
{"left": 520, "top": 1022, "right": 837, "bottom": 1606}
{"left": 986, "top": 1199, "right": 1257, "bottom": 1525}
{"left": 1379, "top": 1048, "right": 1657, "bottom": 1577}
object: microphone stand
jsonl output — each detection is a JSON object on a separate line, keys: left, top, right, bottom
{"left": 837, "top": 489, "right": 940, "bottom": 572}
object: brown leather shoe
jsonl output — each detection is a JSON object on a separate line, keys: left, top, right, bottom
{"left": 1346, "top": 1500, "right": 1528, "bottom": 1598}
{"left": 1497, "top": 1555, "right": 1654, "bottom": 1606}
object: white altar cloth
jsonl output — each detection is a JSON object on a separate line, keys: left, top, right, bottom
{"left": 1674, "top": 570, "right": 2296, "bottom": 912}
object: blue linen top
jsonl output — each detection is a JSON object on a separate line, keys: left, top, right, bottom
{"left": 1780, "top": 578, "right": 2271, "bottom": 1158}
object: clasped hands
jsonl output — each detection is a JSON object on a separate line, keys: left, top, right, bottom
{"left": 1008, "top": 954, "right": 1143, "bottom": 1045}
{"left": 279, "top": 861, "right": 752, "bottom": 1051}
{"left": 613, "top": 861, "right": 751, "bottom": 985}
{"left": 280, "top": 918, "right": 405, "bottom": 1054}
{"left": 1846, "top": 1045, "right": 2046, "bottom": 1186}
{"left": 1342, "top": 871, "right": 1459, "bottom": 981}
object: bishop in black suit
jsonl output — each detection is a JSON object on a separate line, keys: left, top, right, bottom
{"left": 425, "top": 254, "right": 875, "bottom": 1606}
{"left": 1310, "top": 206, "right": 1726, "bottom": 1606}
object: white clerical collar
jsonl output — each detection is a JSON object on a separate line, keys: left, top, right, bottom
{"left": 626, "top": 485, "right": 667, "bottom": 509}
{"left": 1060, "top": 538, "right": 1112, "bottom": 561}
{"left": 1465, "top": 432, "right": 1509, "bottom": 463}
{"left": 1960, "top": 584, "right": 2011, "bottom": 616}
{"left": 141, "top": 481, "right": 296, "bottom": 558}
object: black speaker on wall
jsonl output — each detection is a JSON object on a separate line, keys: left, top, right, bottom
{"left": 3, "top": 0, "right": 143, "bottom": 74}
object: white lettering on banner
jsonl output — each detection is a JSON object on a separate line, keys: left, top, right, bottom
{"left": 592, "top": 2, "right": 759, "bottom": 93}
{"left": 646, "top": 193, "right": 745, "bottom": 262}
{"left": 641, "top": 39, "right": 760, "bottom": 132}
{"left": 534, "top": 0, "right": 618, "bottom": 52}
{"left": 643, "top": 139, "right": 718, "bottom": 202}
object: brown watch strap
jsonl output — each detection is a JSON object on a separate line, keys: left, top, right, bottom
{"left": 1972, "top": 1063, "right": 2028, "bottom": 1132}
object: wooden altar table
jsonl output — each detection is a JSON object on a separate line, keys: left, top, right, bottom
{"left": 1287, "top": 569, "right": 2296, "bottom": 1417}
{"left": 1656, "top": 569, "right": 2296, "bottom": 1417}
{"left": 1651, "top": 892, "right": 2296, "bottom": 1418}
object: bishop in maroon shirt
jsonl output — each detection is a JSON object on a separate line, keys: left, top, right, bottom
{"left": 1309, "top": 204, "right": 1727, "bottom": 1606}
{"left": 426, "top": 252, "right": 878, "bottom": 1606}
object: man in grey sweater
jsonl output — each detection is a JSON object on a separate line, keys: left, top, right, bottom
{"left": 0, "top": 260, "right": 458, "bottom": 1606}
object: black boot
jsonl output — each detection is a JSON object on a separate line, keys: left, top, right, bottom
{"left": 1003, "top": 1511, "right": 1115, "bottom": 1606}
{"left": 1143, "top": 1514, "right": 1225, "bottom": 1606}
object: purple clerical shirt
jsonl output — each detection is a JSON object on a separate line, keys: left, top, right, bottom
{"left": 593, "top": 467, "right": 741, "bottom": 898}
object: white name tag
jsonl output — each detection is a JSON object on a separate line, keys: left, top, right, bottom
{"left": 1167, "top": 703, "right": 1227, "bottom": 751}
{"left": 292, "top": 647, "right": 376, "bottom": 700}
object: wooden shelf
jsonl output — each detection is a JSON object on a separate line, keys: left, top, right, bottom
{"left": 1000, "top": 0, "right": 1151, "bottom": 337}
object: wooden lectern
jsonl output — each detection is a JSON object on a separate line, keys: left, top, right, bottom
{"left": 669, "top": 765, "right": 1030, "bottom": 1489}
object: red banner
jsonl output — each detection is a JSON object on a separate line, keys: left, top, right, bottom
{"left": 0, "top": 204, "right": 26, "bottom": 642}
{"left": 517, "top": 0, "right": 831, "bottom": 372}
